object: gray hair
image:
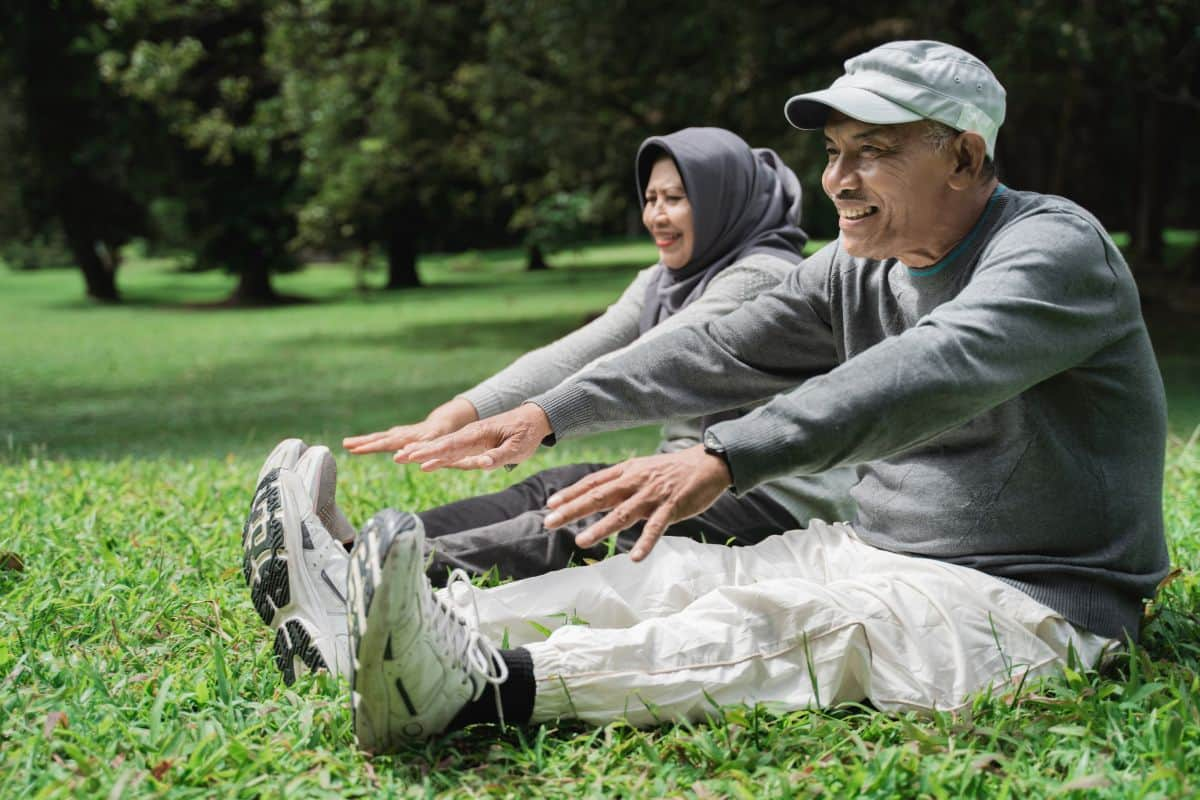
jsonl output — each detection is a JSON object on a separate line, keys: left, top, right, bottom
{"left": 922, "top": 120, "right": 997, "bottom": 180}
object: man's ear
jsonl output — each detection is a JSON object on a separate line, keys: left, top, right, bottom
{"left": 948, "top": 132, "right": 988, "bottom": 189}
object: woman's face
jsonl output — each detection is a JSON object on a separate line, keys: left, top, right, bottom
{"left": 642, "top": 157, "right": 694, "bottom": 269}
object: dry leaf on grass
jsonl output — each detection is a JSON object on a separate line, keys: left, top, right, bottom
{"left": 43, "top": 711, "right": 68, "bottom": 738}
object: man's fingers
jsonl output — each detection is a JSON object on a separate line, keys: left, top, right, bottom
{"left": 547, "top": 464, "right": 625, "bottom": 509}
{"left": 545, "top": 479, "right": 631, "bottom": 528}
{"left": 573, "top": 497, "right": 648, "bottom": 549}
{"left": 630, "top": 503, "right": 675, "bottom": 562}
{"left": 429, "top": 446, "right": 511, "bottom": 471}
{"left": 396, "top": 428, "right": 481, "bottom": 465}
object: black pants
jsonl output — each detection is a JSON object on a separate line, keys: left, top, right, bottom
{"left": 415, "top": 462, "right": 798, "bottom": 586}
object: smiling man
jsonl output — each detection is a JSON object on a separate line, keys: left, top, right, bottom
{"left": 345, "top": 40, "right": 1170, "bottom": 752}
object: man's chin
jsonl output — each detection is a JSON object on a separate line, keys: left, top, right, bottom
{"left": 839, "top": 236, "right": 878, "bottom": 260}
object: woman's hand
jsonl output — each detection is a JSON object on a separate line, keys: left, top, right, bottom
{"left": 342, "top": 397, "right": 479, "bottom": 455}
{"left": 393, "top": 404, "right": 553, "bottom": 471}
{"left": 543, "top": 445, "right": 733, "bottom": 561}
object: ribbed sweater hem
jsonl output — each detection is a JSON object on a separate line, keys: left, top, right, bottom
{"left": 458, "top": 387, "right": 507, "bottom": 420}
{"left": 530, "top": 384, "right": 597, "bottom": 441}
{"left": 995, "top": 574, "right": 1143, "bottom": 642}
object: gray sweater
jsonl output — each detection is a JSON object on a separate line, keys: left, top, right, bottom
{"left": 460, "top": 255, "right": 857, "bottom": 523}
{"left": 533, "top": 187, "right": 1169, "bottom": 640}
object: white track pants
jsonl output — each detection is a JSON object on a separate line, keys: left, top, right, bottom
{"left": 456, "top": 521, "right": 1114, "bottom": 726}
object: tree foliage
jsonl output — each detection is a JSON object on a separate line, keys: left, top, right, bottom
{"left": 0, "top": 1, "right": 1196, "bottom": 303}
{"left": 0, "top": 0, "right": 159, "bottom": 300}
{"left": 265, "top": 0, "right": 497, "bottom": 289}
{"left": 97, "top": 0, "right": 301, "bottom": 304}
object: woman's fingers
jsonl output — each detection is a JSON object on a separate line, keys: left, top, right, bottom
{"left": 344, "top": 425, "right": 431, "bottom": 454}
{"left": 342, "top": 429, "right": 392, "bottom": 452}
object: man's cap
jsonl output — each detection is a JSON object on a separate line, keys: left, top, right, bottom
{"left": 784, "top": 40, "right": 1006, "bottom": 157}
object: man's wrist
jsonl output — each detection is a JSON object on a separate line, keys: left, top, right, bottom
{"left": 701, "top": 431, "right": 734, "bottom": 486}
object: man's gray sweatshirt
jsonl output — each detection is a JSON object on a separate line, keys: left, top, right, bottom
{"left": 532, "top": 187, "right": 1170, "bottom": 640}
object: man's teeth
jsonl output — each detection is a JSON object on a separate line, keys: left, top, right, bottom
{"left": 840, "top": 207, "right": 877, "bottom": 220}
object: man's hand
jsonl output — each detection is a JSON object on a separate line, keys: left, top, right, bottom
{"left": 543, "top": 445, "right": 733, "bottom": 561}
{"left": 342, "top": 398, "right": 479, "bottom": 455}
{"left": 393, "top": 403, "right": 553, "bottom": 471}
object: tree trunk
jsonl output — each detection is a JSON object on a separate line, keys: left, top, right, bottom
{"left": 386, "top": 229, "right": 420, "bottom": 289}
{"left": 1131, "top": 97, "right": 1166, "bottom": 271}
{"left": 230, "top": 263, "right": 278, "bottom": 305}
{"left": 526, "top": 244, "right": 549, "bottom": 271}
{"left": 62, "top": 222, "right": 120, "bottom": 303}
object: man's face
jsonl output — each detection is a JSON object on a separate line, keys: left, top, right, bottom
{"left": 822, "top": 113, "right": 958, "bottom": 265}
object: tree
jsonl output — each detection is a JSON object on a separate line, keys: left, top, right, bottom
{"left": 0, "top": 0, "right": 158, "bottom": 301}
{"left": 97, "top": 0, "right": 301, "bottom": 304}
{"left": 473, "top": 1, "right": 882, "bottom": 248}
{"left": 265, "top": 0, "right": 504, "bottom": 290}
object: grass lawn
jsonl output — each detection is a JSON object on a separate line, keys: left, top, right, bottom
{"left": 2, "top": 244, "right": 1199, "bottom": 798}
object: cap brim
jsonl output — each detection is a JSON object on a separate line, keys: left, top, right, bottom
{"left": 785, "top": 87, "right": 924, "bottom": 130}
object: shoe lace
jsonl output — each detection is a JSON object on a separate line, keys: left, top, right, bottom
{"left": 431, "top": 568, "right": 509, "bottom": 727}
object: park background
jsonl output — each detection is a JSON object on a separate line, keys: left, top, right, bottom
{"left": 2, "top": 1, "right": 1199, "bottom": 797}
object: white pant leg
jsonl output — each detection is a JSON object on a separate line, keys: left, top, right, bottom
{"left": 453, "top": 522, "right": 845, "bottom": 647}
{"left": 519, "top": 521, "right": 1114, "bottom": 726}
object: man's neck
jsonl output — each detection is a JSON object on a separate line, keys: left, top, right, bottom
{"left": 900, "top": 179, "right": 1001, "bottom": 268}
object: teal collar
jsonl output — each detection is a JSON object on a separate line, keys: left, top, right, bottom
{"left": 907, "top": 184, "right": 1007, "bottom": 278}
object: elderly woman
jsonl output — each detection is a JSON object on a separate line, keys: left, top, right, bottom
{"left": 242, "top": 128, "right": 856, "bottom": 684}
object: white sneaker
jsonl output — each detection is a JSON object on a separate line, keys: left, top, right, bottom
{"left": 256, "top": 437, "right": 307, "bottom": 489}
{"left": 242, "top": 456, "right": 352, "bottom": 684}
{"left": 295, "top": 445, "right": 358, "bottom": 546}
{"left": 347, "top": 509, "right": 508, "bottom": 751}
{"left": 253, "top": 438, "right": 356, "bottom": 545}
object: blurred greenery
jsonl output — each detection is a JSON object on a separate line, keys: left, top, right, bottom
{"left": 2, "top": 238, "right": 1198, "bottom": 465}
{"left": 2, "top": 1, "right": 1197, "bottom": 303}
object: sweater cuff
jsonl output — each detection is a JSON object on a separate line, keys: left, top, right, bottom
{"left": 705, "top": 418, "right": 805, "bottom": 495}
{"left": 458, "top": 385, "right": 507, "bottom": 420}
{"left": 528, "top": 383, "right": 597, "bottom": 442}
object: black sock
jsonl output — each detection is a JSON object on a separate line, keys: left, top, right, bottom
{"left": 447, "top": 647, "right": 536, "bottom": 730}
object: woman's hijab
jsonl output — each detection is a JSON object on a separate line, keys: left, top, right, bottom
{"left": 636, "top": 127, "right": 807, "bottom": 333}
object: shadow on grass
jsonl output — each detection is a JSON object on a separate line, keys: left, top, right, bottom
{"left": 38, "top": 263, "right": 646, "bottom": 312}
{"left": 0, "top": 367, "right": 479, "bottom": 461}
{"left": 278, "top": 313, "right": 592, "bottom": 355}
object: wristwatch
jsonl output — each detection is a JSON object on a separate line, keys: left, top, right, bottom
{"left": 702, "top": 430, "right": 732, "bottom": 470}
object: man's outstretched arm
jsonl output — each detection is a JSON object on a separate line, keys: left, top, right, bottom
{"left": 395, "top": 252, "right": 840, "bottom": 471}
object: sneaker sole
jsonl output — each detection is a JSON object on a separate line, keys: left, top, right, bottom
{"left": 348, "top": 509, "right": 422, "bottom": 750}
{"left": 243, "top": 468, "right": 337, "bottom": 683}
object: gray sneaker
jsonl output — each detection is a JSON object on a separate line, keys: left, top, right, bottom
{"left": 347, "top": 509, "right": 508, "bottom": 752}
{"left": 242, "top": 450, "right": 353, "bottom": 684}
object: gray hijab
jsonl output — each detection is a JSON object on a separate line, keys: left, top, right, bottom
{"left": 636, "top": 127, "right": 807, "bottom": 333}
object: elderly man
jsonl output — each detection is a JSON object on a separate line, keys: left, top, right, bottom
{"left": 336, "top": 40, "right": 1169, "bottom": 752}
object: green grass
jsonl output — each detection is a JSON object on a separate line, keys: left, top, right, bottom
{"left": 2, "top": 247, "right": 1200, "bottom": 798}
